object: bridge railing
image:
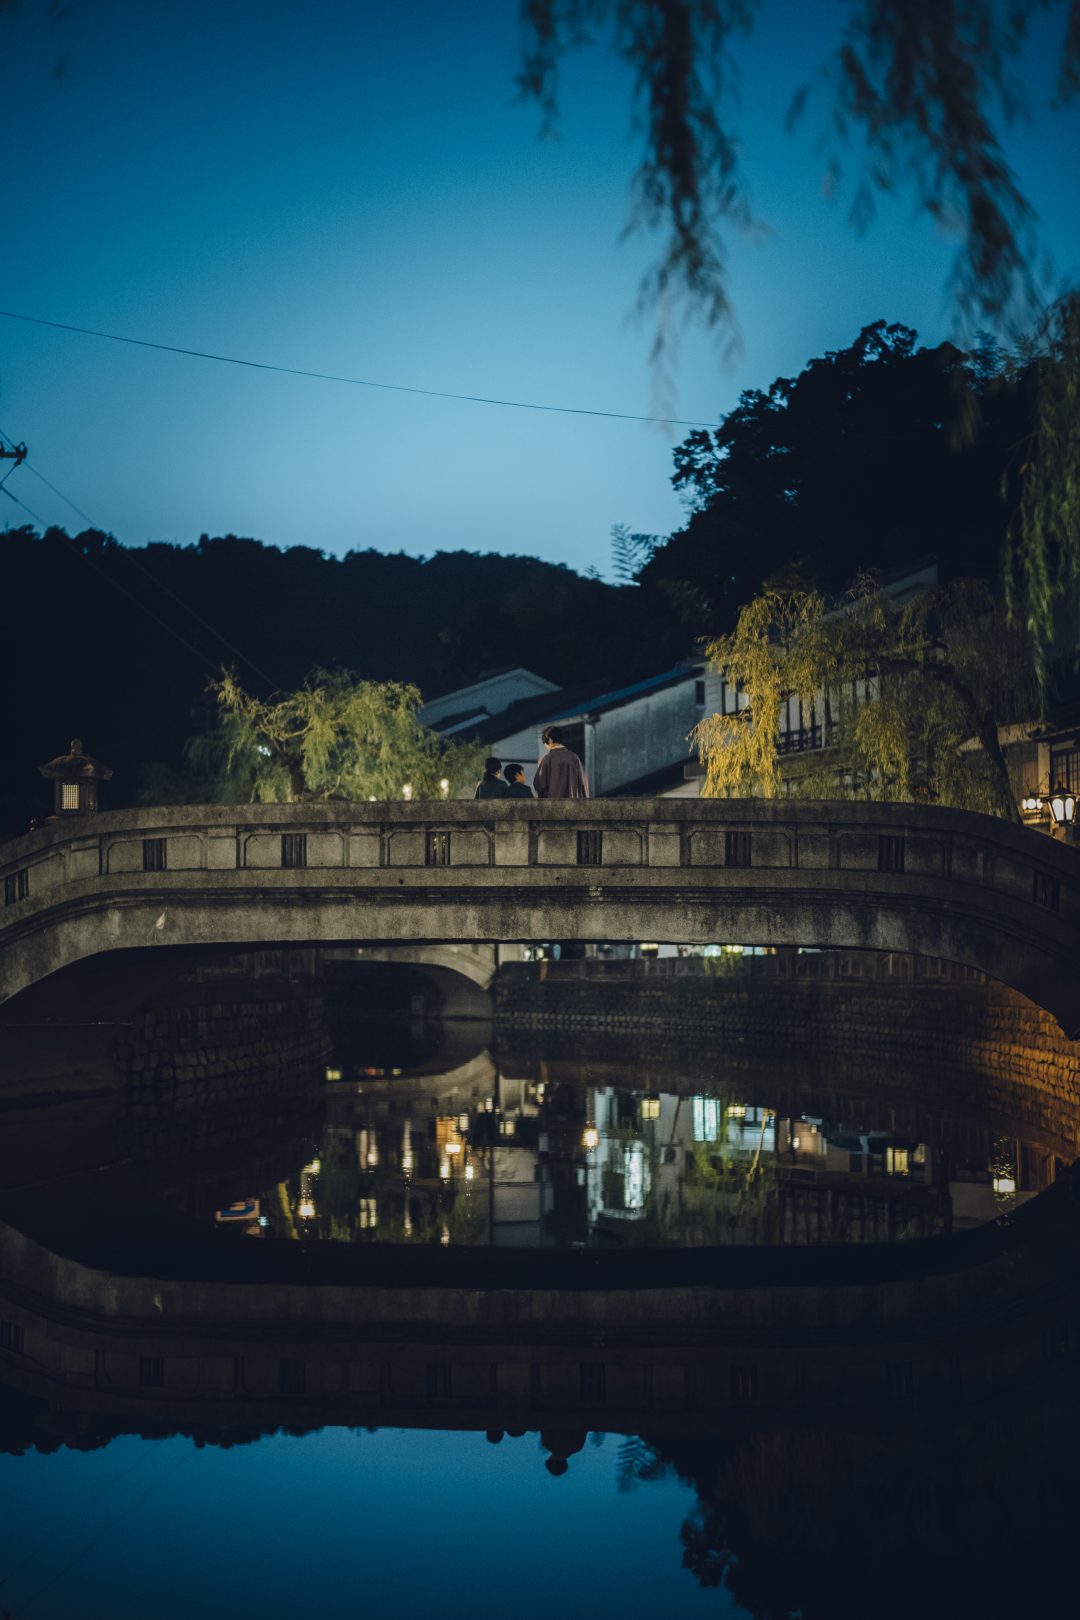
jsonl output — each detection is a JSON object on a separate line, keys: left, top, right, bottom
{"left": 2, "top": 797, "right": 1078, "bottom": 926}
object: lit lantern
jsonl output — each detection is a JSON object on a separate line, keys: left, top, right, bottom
{"left": 1048, "top": 788, "right": 1077, "bottom": 829}
{"left": 38, "top": 738, "right": 113, "bottom": 817}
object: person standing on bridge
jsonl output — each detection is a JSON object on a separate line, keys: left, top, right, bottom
{"left": 503, "top": 763, "right": 534, "bottom": 798}
{"left": 474, "top": 757, "right": 509, "bottom": 799}
{"left": 533, "top": 726, "right": 589, "bottom": 799}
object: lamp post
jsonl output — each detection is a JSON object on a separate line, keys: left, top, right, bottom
{"left": 1047, "top": 786, "right": 1078, "bottom": 841}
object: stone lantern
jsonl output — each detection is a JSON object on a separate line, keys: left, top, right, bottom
{"left": 38, "top": 738, "right": 113, "bottom": 817}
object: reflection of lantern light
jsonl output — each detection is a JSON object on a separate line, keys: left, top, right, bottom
{"left": 464, "top": 1164, "right": 474, "bottom": 1182}
{"left": 583, "top": 1126, "right": 600, "bottom": 1151}
{"left": 299, "top": 1199, "right": 315, "bottom": 1220}
{"left": 1020, "top": 795, "right": 1042, "bottom": 814}
{"left": 402, "top": 1153, "right": 413, "bottom": 1174}
{"left": 791, "top": 1135, "right": 801, "bottom": 1151}
{"left": 402, "top": 782, "right": 413, "bottom": 801}
{"left": 439, "top": 1160, "right": 451, "bottom": 1180}
{"left": 439, "top": 778, "right": 450, "bottom": 798}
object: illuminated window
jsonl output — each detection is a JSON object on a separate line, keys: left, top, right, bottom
{"left": 693, "top": 1097, "right": 720, "bottom": 1142}
{"left": 425, "top": 830, "right": 451, "bottom": 867}
{"left": 61, "top": 782, "right": 81, "bottom": 810}
{"left": 640, "top": 1096, "right": 661, "bottom": 1121}
{"left": 885, "top": 1146, "right": 910, "bottom": 1176}
{"left": 624, "top": 1144, "right": 646, "bottom": 1210}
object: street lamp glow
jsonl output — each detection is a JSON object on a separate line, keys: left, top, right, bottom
{"left": 583, "top": 1126, "right": 600, "bottom": 1151}
{"left": 1048, "top": 789, "right": 1077, "bottom": 828}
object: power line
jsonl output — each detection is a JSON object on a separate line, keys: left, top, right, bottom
{"left": 0, "top": 427, "right": 282, "bottom": 692}
{"left": 0, "top": 1439, "right": 170, "bottom": 1591}
{"left": 0, "top": 307, "right": 717, "bottom": 428}
{"left": 1, "top": 470, "right": 226, "bottom": 679}
{"left": 15, "top": 1444, "right": 196, "bottom": 1614}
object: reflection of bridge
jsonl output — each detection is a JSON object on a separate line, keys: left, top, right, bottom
{"left": 2, "top": 1167, "right": 1080, "bottom": 1445}
{"left": 2, "top": 799, "right": 1078, "bottom": 1029}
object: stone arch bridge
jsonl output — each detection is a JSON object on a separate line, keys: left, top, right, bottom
{"left": 1, "top": 799, "right": 1078, "bottom": 1033}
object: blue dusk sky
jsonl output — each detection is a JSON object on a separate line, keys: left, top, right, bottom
{"left": 2, "top": 0, "right": 1079, "bottom": 578}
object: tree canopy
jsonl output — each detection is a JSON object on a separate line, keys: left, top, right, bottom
{"left": 185, "top": 668, "right": 481, "bottom": 804}
{"left": 638, "top": 319, "right": 1030, "bottom": 632}
{"left": 692, "top": 572, "right": 1037, "bottom": 817}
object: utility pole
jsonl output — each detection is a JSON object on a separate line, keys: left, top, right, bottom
{"left": 0, "top": 439, "right": 27, "bottom": 498}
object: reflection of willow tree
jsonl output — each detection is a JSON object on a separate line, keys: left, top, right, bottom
{"left": 622, "top": 1396, "right": 1080, "bottom": 1618}
{"left": 603, "top": 1092, "right": 782, "bottom": 1247}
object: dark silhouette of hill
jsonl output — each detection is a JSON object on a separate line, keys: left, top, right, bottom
{"left": 1, "top": 528, "right": 671, "bottom": 833}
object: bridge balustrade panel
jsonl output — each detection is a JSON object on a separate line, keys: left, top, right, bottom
{"left": 1, "top": 801, "right": 1078, "bottom": 1030}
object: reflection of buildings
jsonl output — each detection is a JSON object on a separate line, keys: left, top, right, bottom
{"left": 253, "top": 1060, "right": 1053, "bottom": 1252}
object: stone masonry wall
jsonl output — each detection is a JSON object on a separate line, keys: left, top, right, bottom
{"left": 495, "top": 954, "right": 1080, "bottom": 1150}
{"left": 117, "top": 967, "right": 330, "bottom": 1160}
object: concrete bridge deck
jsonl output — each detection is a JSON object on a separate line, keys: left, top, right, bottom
{"left": 2, "top": 798, "right": 1078, "bottom": 1030}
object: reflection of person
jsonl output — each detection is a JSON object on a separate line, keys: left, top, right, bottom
{"left": 540, "top": 1428, "right": 587, "bottom": 1476}
{"left": 533, "top": 726, "right": 589, "bottom": 799}
{"left": 503, "top": 762, "right": 534, "bottom": 799}
{"left": 474, "top": 757, "right": 508, "bottom": 799}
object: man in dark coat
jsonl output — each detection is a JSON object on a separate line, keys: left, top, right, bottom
{"left": 533, "top": 726, "right": 589, "bottom": 798}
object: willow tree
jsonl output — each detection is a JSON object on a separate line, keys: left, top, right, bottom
{"left": 186, "top": 668, "right": 481, "bottom": 803}
{"left": 1004, "top": 289, "right": 1080, "bottom": 695}
{"left": 691, "top": 574, "right": 1037, "bottom": 819}
{"left": 520, "top": 1, "right": 1079, "bottom": 366}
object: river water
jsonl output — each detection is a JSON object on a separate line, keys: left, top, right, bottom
{"left": 0, "top": 953, "right": 1076, "bottom": 1619}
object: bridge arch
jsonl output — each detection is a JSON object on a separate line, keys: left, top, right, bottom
{"left": 1, "top": 799, "right": 1078, "bottom": 1033}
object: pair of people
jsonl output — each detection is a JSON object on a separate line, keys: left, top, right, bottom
{"left": 474, "top": 758, "right": 533, "bottom": 799}
{"left": 474, "top": 728, "right": 590, "bottom": 801}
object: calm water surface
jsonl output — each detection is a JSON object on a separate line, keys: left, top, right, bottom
{"left": 0, "top": 963, "right": 1076, "bottom": 1620}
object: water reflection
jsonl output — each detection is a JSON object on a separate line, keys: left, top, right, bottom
{"left": 219, "top": 1056, "right": 1050, "bottom": 1254}
{"left": 1, "top": 976, "right": 1079, "bottom": 1619}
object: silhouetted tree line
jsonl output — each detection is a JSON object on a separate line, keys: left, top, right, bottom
{"left": 2, "top": 316, "right": 1054, "bottom": 835}
{"left": 0, "top": 531, "right": 677, "bottom": 832}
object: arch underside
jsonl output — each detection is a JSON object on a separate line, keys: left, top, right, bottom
{"left": 4, "top": 880, "right": 1076, "bottom": 1037}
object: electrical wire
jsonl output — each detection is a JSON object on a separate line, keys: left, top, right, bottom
{"left": 14, "top": 1444, "right": 197, "bottom": 1614}
{"left": 1, "top": 475, "right": 224, "bottom": 679}
{"left": 0, "top": 428, "right": 282, "bottom": 692}
{"left": 0, "top": 307, "right": 716, "bottom": 428}
{"left": 0, "top": 1439, "right": 169, "bottom": 1591}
